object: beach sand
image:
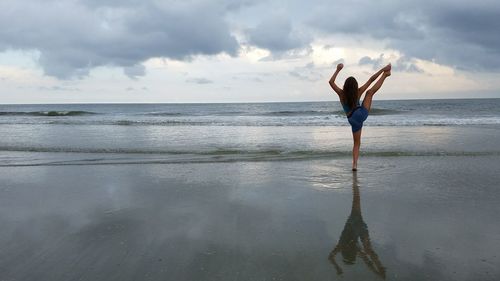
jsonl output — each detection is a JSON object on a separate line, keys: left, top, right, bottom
{"left": 1, "top": 156, "right": 499, "bottom": 281}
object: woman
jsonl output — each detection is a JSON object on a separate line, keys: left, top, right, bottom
{"left": 329, "top": 63, "right": 391, "bottom": 171}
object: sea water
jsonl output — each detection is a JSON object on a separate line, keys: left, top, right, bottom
{"left": 0, "top": 99, "right": 499, "bottom": 166}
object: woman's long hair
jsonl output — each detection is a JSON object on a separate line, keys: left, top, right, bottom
{"left": 343, "top": 76, "right": 358, "bottom": 110}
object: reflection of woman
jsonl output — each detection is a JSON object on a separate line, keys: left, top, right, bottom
{"left": 329, "top": 173, "right": 386, "bottom": 278}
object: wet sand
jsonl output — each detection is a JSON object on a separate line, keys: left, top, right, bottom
{"left": 1, "top": 156, "right": 499, "bottom": 281}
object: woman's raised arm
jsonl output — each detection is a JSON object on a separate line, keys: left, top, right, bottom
{"left": 329, "top": 63, "right": 344, "bottom": 97}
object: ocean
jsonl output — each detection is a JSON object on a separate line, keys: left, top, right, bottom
{"left": 1, "top": 98, "right": 500, "bottom": 166}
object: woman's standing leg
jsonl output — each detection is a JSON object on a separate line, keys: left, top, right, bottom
{"left": 352, "top": 129, "right": 362, "bottom": 171}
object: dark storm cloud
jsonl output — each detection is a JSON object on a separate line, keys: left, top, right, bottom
{"left": 1, "top": 0, "right": 499, "bottom": 80}
{"left": 0, "top": 0, "right": 242, "bottom": 79}
{"left": 309, "top": 0, "right": 500, "bottom": 71}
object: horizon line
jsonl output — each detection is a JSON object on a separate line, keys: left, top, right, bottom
{"left": 0, "top": 96, "right": 499, "bottom": 106}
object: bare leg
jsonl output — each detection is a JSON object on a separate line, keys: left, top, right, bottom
{"left": 352, "top": 129, "right": 362, "bottom": 171}
{"left": 352, "top": 70, "right": 390, "bottom": 171}
{"left": 362, "top": 70, "right": 390, "bottom": 112}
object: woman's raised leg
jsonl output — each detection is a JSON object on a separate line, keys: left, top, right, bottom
{"left": 362, "top": 70, "right": 391, "bottom": 112}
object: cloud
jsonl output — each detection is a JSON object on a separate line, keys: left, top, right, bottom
{"left": 231, "top": 72, "right": 273, "bottom": 83}
{"left": 186, "top": 77, "right": 214, "bottom": 84}
{"left": 125, "top": 86, "right": 148, "bottom": 91}
{"left": 288, "top": 62, "right": 324, "bottom": 82}
{"left": 123, "top": 64, "right": 146, "bottom": 79}
{"left": 38, "top": 85, "right": 81, "bottom": 92}
{"left": 332, "top": 58, "right": 345, "bottom": 67}
{"left": 247, "top": 15, "right": 312, "bottom": 54}
{"left": 308, "top": 0, "right": 500, "bottom": 71}
{"left": 358, "top": 54, "right": 387, "bottom": 70}
{"left": 0, "top": 0, "right": 241, "bottom": 79}
{"left": 393, "top": 56, "right": 423, "bottom": 73}
{"left": 1, "top": 0, "right": 499, "bottom": 86}
{"left": 359, "top": 54, "right": 422, "bottom": 73}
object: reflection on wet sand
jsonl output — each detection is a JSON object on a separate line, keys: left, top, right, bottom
{"left": 329, "top": 172, "right": 386, "bottom": 279}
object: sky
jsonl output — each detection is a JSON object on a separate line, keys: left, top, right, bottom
{"left": 0, "top": 0, "right": 499, "bottom": 103}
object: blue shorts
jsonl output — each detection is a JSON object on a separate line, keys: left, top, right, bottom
{"left": 347, "top": 106, "right": 369, "bottom": 132}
